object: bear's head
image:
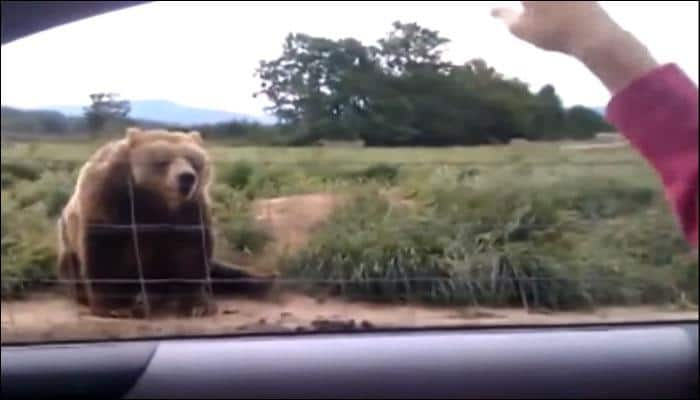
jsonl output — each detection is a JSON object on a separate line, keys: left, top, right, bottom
{"left": 126, "top": 127, "right": 212, "bottom": 210}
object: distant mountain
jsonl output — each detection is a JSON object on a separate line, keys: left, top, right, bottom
{"left": 44, "top": 100, "right": 276, "bottom": 126}
{"left": 7, "top": 99, "right": 605, "bottom": 129}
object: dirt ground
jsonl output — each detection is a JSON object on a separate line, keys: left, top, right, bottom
{"left": 2, "top": 193, "right": 697, "bottom": 344}
{"left": 560, "top": 142, "right": 629, "bottom": 151}
{"left": 2, "top": 290, "right": 697, "bottom": 343}
{"left": 240, "top": 193, "right": 341, "bottom": 270}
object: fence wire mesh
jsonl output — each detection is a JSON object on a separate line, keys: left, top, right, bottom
{"left": 1, "top": 154, "right": 696, "bottom": 343}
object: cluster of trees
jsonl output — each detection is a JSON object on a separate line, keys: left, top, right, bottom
{"left": 1, "top": 106, "right": 82, "bottom": 136}
{"left": 1, "top": 100, "right": 281, "bottom": 143}
{"left": 83, "top": 93, "right": 131, "bottom": 137}
{"left": 2, "top": 22, "right": 612, "bottom": 146}
{"left": 187, "top": 120, "right": 288, "bottom": 144}
{"left": 3, "top": 94, "right": 156, "bottom": 139}
{"left": 256, "top": 22, "right": 612, "bottom": 146}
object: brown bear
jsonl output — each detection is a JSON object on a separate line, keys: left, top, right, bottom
{"left": 57, "top": 127, "right": 273, "bottom": 318}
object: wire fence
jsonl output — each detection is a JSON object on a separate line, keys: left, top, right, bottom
{"left": 2, "top": 151, "right": 693, "bottom": 339}
{"left": 1, "top": 158, "right": 645, "bottom": 167}
{"left": 1, "top": 276, "right": 677, "bottom": 284}
{"left": 2, "top": 272, "right": 693, "bottom": 342}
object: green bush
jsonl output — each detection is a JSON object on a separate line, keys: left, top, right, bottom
{"left": 563, "top": 178, "right": 655, "bottom": 219}
{"left": 1, "top": 194, "right": 57, "bottom": 299}
{"left": 1, "top": 172, "right": 15, "bottom": 189}
{"left": 281, "top": 179, "right": 694, "bottom": 309}
{"left": 219, "top": 161, "right": 324, "bottom": 198}
{"left": 2, "top": 160, "right": 41, "bottom": 181}
{"left": 1, "top": 240, "right": 56, "bottom": 299}
{"left": 248, "top": 167, "right": 295, "bottom": 197}
{"left": 677, "top": 260, "right": 699, "bottom": 304}
{"left": 220, "top": 160, "right": 256, "bottom": 190}
{"left": 282, "top": 190, "right": 572, "bottom": 307}
{"left": 352, "top": 163, "right": 400, "bottom": 183}
{"left": 12, "top": 171, "right": 74, "bottom": 216}
{"left": 222, "top": 217, "right": 272, "bottom": 254}
{"left": 210, "top": 187, "right": 272, "bottom": 255}
{"left": 45, "top": 185, "right": 72, "bottom": 218}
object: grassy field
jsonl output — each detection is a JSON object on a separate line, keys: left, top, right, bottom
{"left": 1, "top": 139, "right": 697, "bottom": 310}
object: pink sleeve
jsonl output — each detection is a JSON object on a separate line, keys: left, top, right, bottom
{"left": 606, "top": 63, "right": 698, "bottom": 247}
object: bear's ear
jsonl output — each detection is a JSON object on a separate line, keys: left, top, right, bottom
{"left": 189, "top": 131, "right": 203, "bottom": 144}
{"left": 126, "top": 127, "right": 145, "bottom": 147}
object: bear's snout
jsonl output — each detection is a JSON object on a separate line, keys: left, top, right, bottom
{"left": 178, "top": 172, "right": 197, "bottom": 196}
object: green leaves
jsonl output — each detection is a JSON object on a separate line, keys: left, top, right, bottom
{"left": 255, "top": 22, "right": 610, "bottom": 146}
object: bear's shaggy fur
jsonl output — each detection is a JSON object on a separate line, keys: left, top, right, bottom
{"left": 57, "top": 128, "right": 272, "bottom": 318}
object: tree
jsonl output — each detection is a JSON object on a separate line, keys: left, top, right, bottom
{"left": 564, "top": 106, "right": 614, "bottom": 139}
{"left": 376, "top": 21, "right": 450, "bottom": 75}
{"left": 0, "top": 107, "right": 70, "bottom": 135}
{"left": 255, "top": 33, "right": 377, "bottom": 141}
{"left": 254, "top": 22, "right": 612, "bottom": 146}
{"left": 527, "top": 84, "right": 566, "bottom": 140}
{"left": 84, "top": 93, "right": 131, "bottom": 137}
{"left": 39, "top": 111, "right": 69, "bottom": 134}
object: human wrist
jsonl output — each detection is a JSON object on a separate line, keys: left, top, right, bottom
{"left": 573, "top": 26, "right": 659, "bottom": 94}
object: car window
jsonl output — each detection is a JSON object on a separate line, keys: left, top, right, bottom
{"left": 1, "top": 1, "right": 698, "bottom": 344}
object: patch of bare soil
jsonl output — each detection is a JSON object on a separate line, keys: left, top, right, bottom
{"left": 226, "top": 193, "right": 341, "bottom": 271}
{"left": 379, "top": 188, "right": 416, "bottom": 208}
{"left": 225, "top": 191, "right": 413, "bottom": 270}
{"left": 253, "top": 193, "right": 340, "bottom": 253}
{"left": 247, "top": 191, "right": 412, "bottom": 263}
{"left": 2, "top": 290, "right": 697, "bottom": 343}
{"left": 560, "top": 142, "right": 629, "bottom": 151}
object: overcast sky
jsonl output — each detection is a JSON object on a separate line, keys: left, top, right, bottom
{"left": 1, "top": 1, "right": 697, "bottom": 118}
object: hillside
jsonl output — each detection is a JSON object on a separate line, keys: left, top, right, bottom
{"left": 3, "top": 100, "right": 275, "bottom": 127}
{"left": 0, "top": 104, "right": 279, "bottom": 138}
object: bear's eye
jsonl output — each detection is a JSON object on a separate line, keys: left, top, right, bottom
{"left": 152, "top": 160, "right": 170, "bottom": 169}
{"left": 188, "top": 157, "right": 204, "bottom": 171}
